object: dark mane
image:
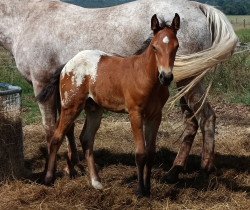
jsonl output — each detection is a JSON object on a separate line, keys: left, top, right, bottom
{"left": 159, "top": 18, "right": 171, "bottom": 29}
{"left": 134, "top": 36, "right": 153, "bottom": 55}
{"left": 134, "top": 18, "right": 171, "bottom": 55}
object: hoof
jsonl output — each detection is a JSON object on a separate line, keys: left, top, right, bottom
{"left": 135, "top": 187, "right": 147, "bottom": 199}
{"left": 44, "top": 175, "right": 54, "bottom": 186}
{"left": 92, "top": 179, "right": 103, "bottom": 190}
{"left": 160, "top": 166, "right": 183, "bottom": 184}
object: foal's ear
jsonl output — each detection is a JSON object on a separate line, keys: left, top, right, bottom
{"left": 171, "top": 13, "right": 180, "bottom": 33}
{"left": 151, "top": 14, "right": 161, "bottom": 35}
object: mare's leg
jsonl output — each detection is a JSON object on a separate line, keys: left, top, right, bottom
{"left": 144, "top": 111, "right": 162, "bottom": 197}
{"left": 79, "top": 102, "right": 104, "bottom": 190}
{"left": 162, "top": 81, "right": 216, "bottom": 183}
{"left": 129, "top": 109, "right": 147, "bottom": 198}
{"left": 33, "top": 81, "right": 57, "bottom": 174}
{"left": 45, "top": 100, "right": 86, "bottom": 185}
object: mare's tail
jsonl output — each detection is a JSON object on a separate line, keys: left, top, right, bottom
{"left": 173, "top": 3, "right": 238, "bottom": 82}
{"left": 168, "top": 3, "right": 238, "bottom": 110}
{"left": 36, "top": 64, "right": 65, "bottom": 103}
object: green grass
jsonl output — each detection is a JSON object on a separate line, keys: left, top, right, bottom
{"left": 235, "top": 29, "right": 250, "bottom": 43}
{"left": 204, "top": 51, "right": 250, "bottom": 105}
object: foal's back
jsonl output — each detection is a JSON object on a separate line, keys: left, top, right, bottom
{"left": 60, "top": 49, "right": 144, "bottom": 113}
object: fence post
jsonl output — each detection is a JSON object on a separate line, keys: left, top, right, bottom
{"left": 244, "top": 19, "right": 245, "bottom": 28}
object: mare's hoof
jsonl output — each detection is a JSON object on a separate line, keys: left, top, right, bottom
{"left": 160, "top": 166, "right": 183, "bottom": 184}
{"left": 91, "top": 179, "right": 103, "bottom": 190}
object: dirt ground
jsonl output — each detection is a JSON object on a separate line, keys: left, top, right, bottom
{"left": 1, "top": 101, "right": 250, "bottom": 210}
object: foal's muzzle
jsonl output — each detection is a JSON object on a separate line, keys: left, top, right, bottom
{"left": 158, "top": 71, "right": 174, "bottom": 86}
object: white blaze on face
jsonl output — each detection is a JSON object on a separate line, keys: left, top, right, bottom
{"left": 61, "top": 50, "right": 109, "bottom": 87}
{"left": 163, "top": 36, "right": 169, "bottom": 44}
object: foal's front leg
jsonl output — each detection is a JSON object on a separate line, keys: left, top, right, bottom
{"left": 144, "top": 111, "right": 162, "bottom": 197}
{"left": 129, "top": 109, "right": 147, "bottom": 198}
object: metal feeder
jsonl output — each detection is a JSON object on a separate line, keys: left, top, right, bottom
{"left": 0, "top": 83, "right": 24, "bottom": 181}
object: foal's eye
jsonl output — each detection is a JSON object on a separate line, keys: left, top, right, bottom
{"left": 176, "top": 44, "right": 179, "bottom": 49}
{"left": 152, "top": 45, "right": 157, "bottom": 52}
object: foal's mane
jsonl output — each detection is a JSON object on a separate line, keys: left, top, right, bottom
{"left": 134, "top": 18, "right": 170, "bottom": 55}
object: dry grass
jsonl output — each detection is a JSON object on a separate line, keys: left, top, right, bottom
{"left": 0, "top": 103, "right": 250, "bottom": 209}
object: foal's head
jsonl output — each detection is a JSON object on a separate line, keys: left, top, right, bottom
{"left": 151, "top": 13, "right": 180, "bottom": 86}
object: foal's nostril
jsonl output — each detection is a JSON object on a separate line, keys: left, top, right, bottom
{"left": 159, "top": 73, "right": 163, "bottom": 79}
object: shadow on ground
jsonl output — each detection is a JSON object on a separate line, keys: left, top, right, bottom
{"left": 22, "top": 145, "right": 250, "bottom": 197}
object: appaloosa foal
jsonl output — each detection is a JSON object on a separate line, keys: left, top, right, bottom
{"left": 37, "top": 14, "right": 180, "bottom": 198}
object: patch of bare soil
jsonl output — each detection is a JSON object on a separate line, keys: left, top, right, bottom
{"left": 0, "top": 102, "right": 250, "bottom": 209}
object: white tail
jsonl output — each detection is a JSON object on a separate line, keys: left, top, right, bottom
{"left": 173, "top": 3, "right": 238, "bottom": 82}
{"left": 168, "top": 3, "right": 238, "bottom": 111}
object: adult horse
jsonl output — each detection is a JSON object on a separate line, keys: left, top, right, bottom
{"left": 0, "top": 0, "right": 237, "bottom": 183}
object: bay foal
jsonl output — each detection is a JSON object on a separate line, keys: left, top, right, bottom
{"left": 37, "top": 14, "right": 180, "bottom": 198}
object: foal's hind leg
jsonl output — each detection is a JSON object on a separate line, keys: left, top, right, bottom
{"left": 45, "top": 99, "right": 86, "bottom": 185}
{"left": 162, "top": 81, "right": 216, "bottom": 183}
{"left": 79, "top": 102, "right": 104, "bottom": 190}
{"left": 57, "top": 100, "right": 79, "bottom": 178}
{"left": 144, "top": 111, "right": 162, "bottom": 197}
{"left": 63, "top": 123, "right": 79, "bottom": 178}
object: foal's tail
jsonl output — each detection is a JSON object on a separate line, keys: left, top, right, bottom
{"left": 173, "top": 3, "right": 238, "bottom": 82}
{"left": 36, "top": 64, "right": 65, "bottom": 103}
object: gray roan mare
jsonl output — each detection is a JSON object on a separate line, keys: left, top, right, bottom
{"left": 0, "top": 0, "right": 237, "bottom": 191}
